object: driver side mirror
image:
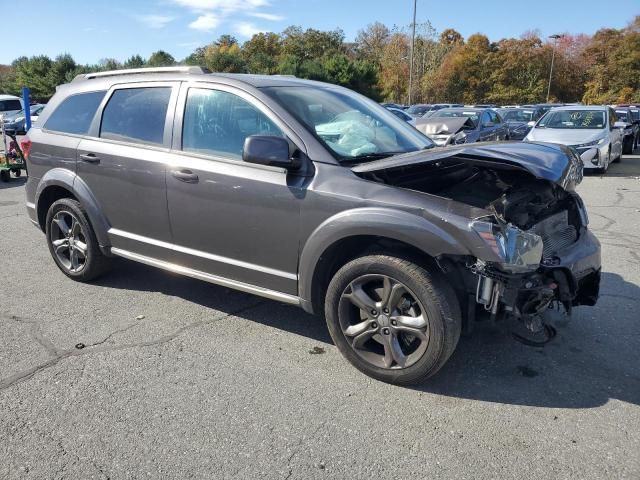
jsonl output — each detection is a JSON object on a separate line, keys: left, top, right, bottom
{"left": 243, "top": 135, "right": 299, "bottom": 169}
{"left": 527, "top": 121, "right": 536, "bottom": 127}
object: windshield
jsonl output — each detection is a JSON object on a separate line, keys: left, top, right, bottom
{"left": 431, "top": 109, "right": 479, "bottom": 128}
{"left": 263, "top": 86, "right": 433, "bottom": 161}
{"left": 500, "top": 109, "right": 535, "bottom": 122}
{"left": 537, "top": 110, "right": 606, "bottom": 129}
{"left": 615, "top": 111, "right": 629, "bottom": 123}
{"left": 407, "top": 105, "right": 431, "bottom": 115}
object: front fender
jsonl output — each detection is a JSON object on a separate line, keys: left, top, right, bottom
{"left": 35, "top": 168, "right": 111, "bottom": 247}
{"left": 298, "top": 207, "right": 470, "bottom": 307}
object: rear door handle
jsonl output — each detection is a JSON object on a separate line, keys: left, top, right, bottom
{"left": 79, "top": 153, "right": 100, "bottom": 164}
{"left": 171, "top": 169, "right": 199, "bottom": 183}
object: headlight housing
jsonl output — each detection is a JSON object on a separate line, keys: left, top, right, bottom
{"left": 575, "top": 137, "right": 607, "bottom": 149}
{"left": 470, "top": 220, "right": 544, "bottom": 273}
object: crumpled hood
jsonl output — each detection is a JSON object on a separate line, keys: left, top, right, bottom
{"left": 526, "top": 128, "right": 606, "bottom": 145}
{"left": 352, "top": 141, "right": 583, "bottom": 190}
{"left": 414, "top": 117, "right": 473, "bottom": 136}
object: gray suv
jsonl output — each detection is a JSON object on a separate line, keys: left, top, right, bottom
{"left": 23, "top": 67, "right": 601, "bottom": 384}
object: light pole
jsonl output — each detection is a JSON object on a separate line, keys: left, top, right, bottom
{"left": 408, "top": 0, "right": 417, "bottom": 105}
{"left": 546, "top": 34, "right": 563, "bottom": 103}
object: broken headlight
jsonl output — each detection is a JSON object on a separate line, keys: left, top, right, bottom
{"left": 470, "top": 221, "right": 544, "bottom": 273}
{"left": 453, "top": 131, "right": 467, "bottom": 144}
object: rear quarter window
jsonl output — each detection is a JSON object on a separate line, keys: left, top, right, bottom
{"left": 44, "top": 91, "right": 106, "bottom": 135}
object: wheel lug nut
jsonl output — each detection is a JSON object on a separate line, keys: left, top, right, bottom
{"left": 383, "top": 328, "right": 390, "bottom": 335}
{"left": 371, "top": 310, "right": 377, "bottom": 316}
{"left": 391, "top": 319, "right": 397, "bottom": 326}
{"left": 370, "top": 322, "right": 377, "bottom": 329}
{"left": 383, "top": 308, "right": 389, "bottom": 314}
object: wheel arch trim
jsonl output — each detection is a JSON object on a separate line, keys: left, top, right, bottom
{"left": 298, "top": 207, "right": 470, "bottom": 313}
{"left": 35, "top": 168, "right": 111, "bottom": 247}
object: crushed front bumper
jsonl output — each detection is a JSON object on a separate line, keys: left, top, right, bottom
{"left": 474, "top": 228, "right": 601, "bottom": 319}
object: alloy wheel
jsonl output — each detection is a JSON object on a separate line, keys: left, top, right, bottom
{"left": 50, "top": 210, "right": 88, "bottom": 273}
{"left": 338, "top": 274, "right": 430, "bottom": 369}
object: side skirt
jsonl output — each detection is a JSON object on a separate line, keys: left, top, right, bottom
{"left": 110, "top": 247, "right": 301, "bottom": 306}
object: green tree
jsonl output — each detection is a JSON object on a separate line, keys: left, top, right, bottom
{"left": 147, "top": 50, "right": 175, "bottom": 67}
{"left": 123, "top": 55, "right": 146, "bottom": 68}
{"left": 243, "top": 32, "right": 282, "bottom": 74}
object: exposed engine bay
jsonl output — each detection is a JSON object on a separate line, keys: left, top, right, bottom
{"left": 355, "top": 155, "right": 601, "bottom": 344}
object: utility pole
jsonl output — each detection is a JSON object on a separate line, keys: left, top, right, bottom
{"left": 408, "top": 0, "right": 417, "bottom": 106}
{"left": 546, "top": 34, "right": 563, "bottom": 103}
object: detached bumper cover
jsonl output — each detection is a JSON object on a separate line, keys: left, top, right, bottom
{"left": 544, "top": 228, "right": 601, "bottom": 305}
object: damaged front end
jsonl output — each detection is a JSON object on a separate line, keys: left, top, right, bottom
{"left": 352, "top": 142, "right": 601, "bottom": 342}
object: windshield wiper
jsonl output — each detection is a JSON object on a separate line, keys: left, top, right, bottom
{"left": 341, "top": 151, "right": 406, "bottom": 163}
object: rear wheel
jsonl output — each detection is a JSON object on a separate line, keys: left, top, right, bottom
{"left": 325, "top": 255, "right": 461, "bottom": 385}
{"left": 622, "top": 137, "right": 633, "bottom": 155}
{"left": 45, "top": 198, "right": 110, "bottom": 281}
{"left": 0, "top": 170, "right": 9, "bottom": 182}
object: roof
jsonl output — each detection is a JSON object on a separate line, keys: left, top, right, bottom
{"left": 69, "top": 66, "right": 339, "bottom": 89}
{"left": 0, "top": 94, "right": 20, "bottom": 100}
{"left": 547, "top": 105, "right": 609, "bottom": 111}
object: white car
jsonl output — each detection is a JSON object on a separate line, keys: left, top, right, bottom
{"left": 0, "top": 94, "right": 23, "bottom": 117}
{"left": 525, "top": 106, "right": 623, "bottom": 173}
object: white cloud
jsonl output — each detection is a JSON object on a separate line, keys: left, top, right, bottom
{"left": 189, "top": 13, "right": 221, "bottom": 31}
{"left": 234, "top": 22, "right": 263, "bottom": 38}
{"left": 249, "top": 12, "right": 283, "bottom": 21}
{"left": 172, "top": 0, "right": 269, "bottom": 13}
{"left": 137, "top": 14, "right": 174, "bottom": 29}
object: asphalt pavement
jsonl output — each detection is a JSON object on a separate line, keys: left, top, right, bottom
{"left": 1, "top": 153, "right": 639, "bottom": 479}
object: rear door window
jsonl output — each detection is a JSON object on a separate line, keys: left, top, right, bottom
{"left": 43, "top": 91, "right": 106, "bottom": 135}
{"left": 100, "top": 87, "right": 172, "bottom": 146}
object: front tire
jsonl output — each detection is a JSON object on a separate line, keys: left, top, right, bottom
{"left": 325, "top": 255, "right": 461, "bottom": 385}
{"left": 45, "top": 198, "right": 110, "bottom": 281}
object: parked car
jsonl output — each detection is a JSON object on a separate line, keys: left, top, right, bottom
{"left": 380, "top": 102, "right": 405, "bottom": 110}
{"left": 525, "top": 106, "right": 622, "bottom": 172}
{"left": 406, "top": 104, "right": 433, "bottom": 118}
{"left": 0, "top": 94, "right": 23, "bottom": 119}
{"left": 385, "top": 107, "right": 416, "bottom": 126}
{"left": 415, "top": 107, "right": 509, "bottom": 146}
{"left": 521, "top": 103, "right": 563, "bottom": 117}
{"left": 24, "top": 67, "right": 601, "bottom": 384}
{"left": 3, "top": 104, "right": 45, "bottom": 134}
{"left": 496, "top": 107, "right": 546, "bottom": 140}
{"left": 614, "top": 107, "right": 638, "bottom": 153}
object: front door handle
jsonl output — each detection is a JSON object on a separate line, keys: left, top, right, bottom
{"left": 79, "top": 153, "right": 100, "bottom": 164}
{"left": 171, "top": 169, "right": 199, "bottom": 183}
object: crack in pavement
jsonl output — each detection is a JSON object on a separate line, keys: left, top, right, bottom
{"left": 0, "top": 301, "right": 264, "bottom": 392}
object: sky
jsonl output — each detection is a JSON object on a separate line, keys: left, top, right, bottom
{"left": 1, "top": 0, "right": 637, "bottom": 65}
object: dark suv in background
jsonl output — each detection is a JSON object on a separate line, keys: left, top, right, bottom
{"left": 23, "top": 67, "right": 601, "bottom": 384}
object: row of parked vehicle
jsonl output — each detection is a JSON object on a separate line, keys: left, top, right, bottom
{"left": 383, "top": 102, "right": 640, "bottom": 173}
{"left": 0, "top": 94, "right": 46, "bottom": 135}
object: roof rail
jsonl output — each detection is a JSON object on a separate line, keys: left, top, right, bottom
{"left": 72, "top": 66, "right": 210, "bottom": 82}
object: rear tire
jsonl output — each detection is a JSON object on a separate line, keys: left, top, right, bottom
{"left": 45, "top": 198, "right": 110, "bottom": 282}
{"left": 0, "top": 170, "right": 9, "bottom": 182}
{"left": 622, "top": 137, "right": 633, "bottom": 155}
{"left": 325, "top": 255, "right": 461, "bottom": 385}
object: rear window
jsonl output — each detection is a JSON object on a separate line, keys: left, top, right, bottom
{"left": 100, "top": 87, "right": 172, "bottom": 146}
{"left": 0, "top": 99, "right": 21, "bottom": 112}
{"left": 44, "top": 91, "right": 106, "bottom": 135}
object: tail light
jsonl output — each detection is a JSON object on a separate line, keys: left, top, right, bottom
{"left": 20, "top": 136, "right": 32, "bottom": 160}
